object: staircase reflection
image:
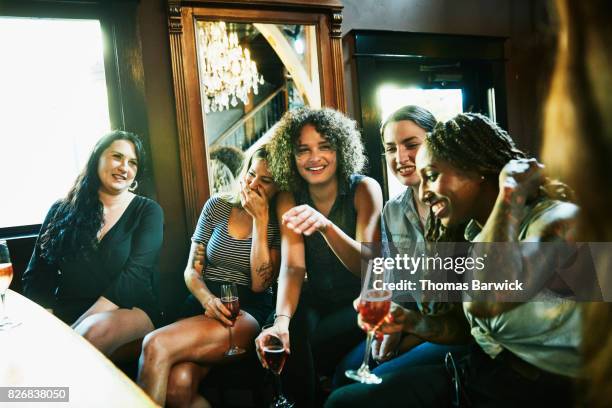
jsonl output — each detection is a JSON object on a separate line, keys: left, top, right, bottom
{"left": 211, "top": 85, "right": 287, "bottom": 151}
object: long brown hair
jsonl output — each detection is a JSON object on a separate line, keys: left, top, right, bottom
{"left": 39, "top": 131, "right": 145, "bottom": 262}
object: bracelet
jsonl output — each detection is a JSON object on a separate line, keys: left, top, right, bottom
{"left": 274, "top": 313, "right": 291, "bottom": 321}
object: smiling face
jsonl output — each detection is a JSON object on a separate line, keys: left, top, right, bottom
{"left": 383, "top": 119, "right": 427, "bottom": 187}
{"left": 294, "top": 124, "right": 338, "bottom": 186}
{"left": 416, "top": 144, "right": 483, "bottom": 227}
{"left": 244, "top": 158, "right": 278, "bottom": 199}
{"left": 97, "top": 139, "right": 138, "bottom": 195}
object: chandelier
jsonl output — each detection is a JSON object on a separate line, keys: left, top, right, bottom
{"left": 197, "top": 21, "right": 265, "bottom": 113}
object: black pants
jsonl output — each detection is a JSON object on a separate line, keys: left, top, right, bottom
{"left": 325, "top": 344, "right": 574, "bottom": 408}
{"left": 277, "top": 288, "right": 364, "bottom": 408}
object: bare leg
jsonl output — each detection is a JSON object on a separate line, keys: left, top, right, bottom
{"left": 73, "top": 307, "right": 154, "bottom": 356}
{"left": 166, "top": 362, "right": 211, "bottom": 408}
{"left": 137, "top": 312, "right": 259, "bottom": 406}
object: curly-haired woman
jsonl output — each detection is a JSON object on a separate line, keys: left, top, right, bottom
{"left": 22, "top": 131, "right": 163, "bottom": 356}
{"left": 254, "top": 107, "right": 383, "bottom": 407}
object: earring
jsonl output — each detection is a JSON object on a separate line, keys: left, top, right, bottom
{"left": 129, "top": 180, "right": 139, "bottom": 192}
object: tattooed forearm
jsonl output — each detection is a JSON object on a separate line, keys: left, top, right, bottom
{"left": 256, "top": 262, "right": 275, "bottom": 288}
{"left": 191, "top": 244, "right": 205, "bottom": 274}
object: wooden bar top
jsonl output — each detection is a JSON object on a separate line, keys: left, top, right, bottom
{"left": 0, "top": 290, "right": 158, "bottom": 407}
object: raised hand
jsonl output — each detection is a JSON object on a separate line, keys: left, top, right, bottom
{"left": 281, "top": 204, "right": 330, "bottom": 236}
{"left": 240, "top": 181, "right": 269, "bottom": 221}
{"left": 499, "top": 158, "right": 544, "bottom": 203}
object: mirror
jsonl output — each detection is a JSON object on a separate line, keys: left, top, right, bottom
{"left": 195, "top": 21, "right": 321, "bottom": 195}
{"left": 167, "top": 0, "right": 345, "bottom": 229}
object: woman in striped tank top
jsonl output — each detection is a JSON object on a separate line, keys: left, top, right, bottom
{"left": 137, "top": 145, "right": 281, "bottom": 407}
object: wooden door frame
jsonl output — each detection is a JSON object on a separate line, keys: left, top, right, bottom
{"left": 167, "top": 0, "right": 345, "bottom": 230}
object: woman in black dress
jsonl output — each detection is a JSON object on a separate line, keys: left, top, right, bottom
{"left": 22, "top": 130, "right": 163, "bottom": 356}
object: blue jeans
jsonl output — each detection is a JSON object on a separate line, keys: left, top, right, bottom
{"left": 333, "top": 339, "right": 470, "bottom": 389}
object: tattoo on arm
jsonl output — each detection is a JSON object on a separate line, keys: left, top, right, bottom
{"left": 256, "top": 262, "right": 275, "bottom": 287}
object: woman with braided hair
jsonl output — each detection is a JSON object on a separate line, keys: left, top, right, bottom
{"left": 326, "top": 112, "right": 581, "bottom": 407}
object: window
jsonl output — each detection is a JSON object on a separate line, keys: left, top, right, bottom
{"left": 378, "top": 86, "right": 464, "bottom": 199}
{"left": 0, "top": 17, "right": 111, "bottom": 231}
{"left": 0, "top": 0, "right": 149, "bottom": 238}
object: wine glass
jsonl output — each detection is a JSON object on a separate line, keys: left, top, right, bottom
{"left": 0, "top": 240, "right": 20, "bottom": 330}
{"left": 345, "top": 261, "right": 391, "bottom": 384}
{"left": 220, "top": 283, "right": 245, "bottom": 356}
{"left": 261, "top": 324, "right": 293, "bottom": 408}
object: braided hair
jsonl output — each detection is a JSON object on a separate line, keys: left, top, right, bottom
{"left": 424, "top": 113, "right": 572, "bottom": 242}
{"left": 39, "top": 131, "right": 146, "bottom": 263}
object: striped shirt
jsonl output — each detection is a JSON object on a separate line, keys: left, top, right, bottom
{"left": 192, "top": 196, "right": 280, "bottom": 287}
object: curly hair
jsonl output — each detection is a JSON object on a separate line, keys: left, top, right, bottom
{"left": 267, "top": 107, "right": 366, "bottom": 192}
{"left": 39, "top": 130, "right": 146, "bottom": 263}
{"left": 424, "top": 113, "right": 573, "bottom": 242}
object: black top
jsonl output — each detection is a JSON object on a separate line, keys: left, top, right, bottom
{"left": 294, "top": 174, "right": 363, "bottom": 304}
{"left": 22, "top": 195, "right": 164, "bottom": 326}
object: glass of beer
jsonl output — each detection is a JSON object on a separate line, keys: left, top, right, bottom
{"left": 220, "top": 283, "right": 245, "bottom": 356}
{"left": 0, "top": 240, "right": 20, "bottom": 330}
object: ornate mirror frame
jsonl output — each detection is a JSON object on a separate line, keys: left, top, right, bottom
{"left": 167, "top": 0, "right": 345, "bottom": 230}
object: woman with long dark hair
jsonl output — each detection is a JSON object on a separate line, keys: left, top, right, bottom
{"left": 326, "top": 113, "right": 580, "bottom": 407}
{"left": 137, "top": 144, "right": 280, "bottom": 408}
{"left": 22, "top": 130, "right": 163, "bottom": 355}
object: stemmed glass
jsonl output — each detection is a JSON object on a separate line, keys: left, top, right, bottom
{"left": 345, "top": 261, "right": 391, "bottom": 384}
{"left": 0, "top": 240, "right": 20, "bottom": 330}
{"left": 220, "top": 283, "right": 245, "bottom": 356}
{"left": 261, "top": 325, "right": 293, "bottom": 408}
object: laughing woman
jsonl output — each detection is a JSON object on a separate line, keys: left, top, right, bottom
{"left": 326, "top": 113, "right": 581, "bottom": 407}
{"left": 22, "top": 131, "right": 163, "bottom": 355}
{"left": 137, "top": 145, "right": 280, "bottom": 408}
{"left": 333, "top": 105, "right": 469, "bottom": 389}
{"left": 255, "top": 107, "right": 383, "bottom": 407}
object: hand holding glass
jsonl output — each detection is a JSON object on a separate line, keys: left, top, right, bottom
{"left": 345, "top": 261, "right": 391, "bottom": 384}
{"left": 260, "top": 325, "right": 293, "bottom": 408}
{"left": 220, "top": 283, "right": 245, "bottom": 356}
